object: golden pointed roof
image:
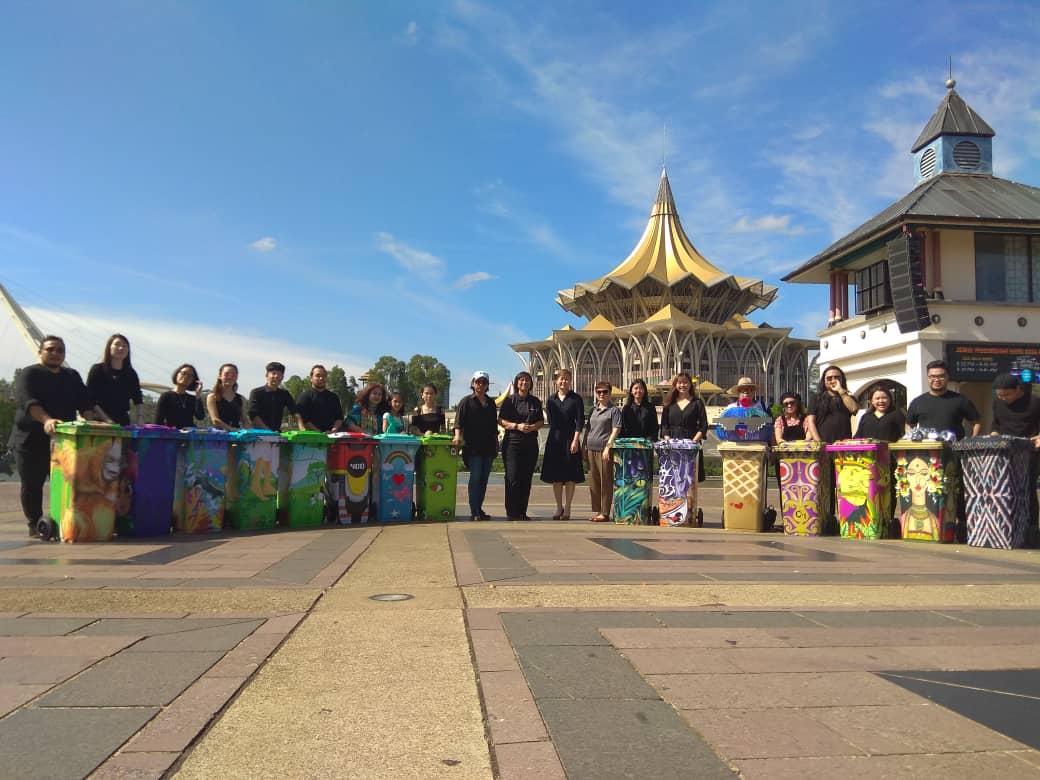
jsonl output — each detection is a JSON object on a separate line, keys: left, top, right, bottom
{"left": 556, "top": 169, "right": 777, "bottom": 325}
{"left": 644, "top": 304, "right": 698, "bottom": 325}
{"left": 582, "top": 314, "right": 615, "bottom": 330}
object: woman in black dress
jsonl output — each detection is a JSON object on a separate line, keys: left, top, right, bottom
{"left": 540, "top": 368, "right": 584, "bottom": 520}
{"left": 206, "top": 363, "right": 250, "bottom": 430}
{"left": 855, "top": 385, "right": 905, "bottom": 441}
{"left": 805, "top": 365, "right": 859, "bottom": 444}
{"left": 620, "top": 379, "right": 659, "bottom": 441}
{"left": 410, "top": 383, "right": 446, "bottom": 435}
{"left": 155, "top": 363, "right": 205, "bottom": 428}
{"left": 87, "top": 333, "right": 143, "bottom": 426}
{"left": 660, "top": 372, "right": 708, "bottom": 484}
{"left": 498, "top": 371, "right": 544, "bottom": 521}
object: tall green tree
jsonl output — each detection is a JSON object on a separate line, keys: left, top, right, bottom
{"left": 326, "top": 366, "right": 358, "bottom": 412}
{"left": 283, "top": 374, "right": 309, "bottom": 401}
{"left": 368, "top": 355, "right": 410, "bottom": 401}
{"left": 406, "top": 355, "right": 452, "bottom": 407}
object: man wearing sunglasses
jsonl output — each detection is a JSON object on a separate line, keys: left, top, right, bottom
{"left": 9, "top": 336, "right": 101, "bottom": 536}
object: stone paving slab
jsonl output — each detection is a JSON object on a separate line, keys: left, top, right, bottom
{"left": 0, "top": 616, "right": 97, "bottom": 635}
{"left": 732, "top": 751, "right": 1040, "bottom": 779}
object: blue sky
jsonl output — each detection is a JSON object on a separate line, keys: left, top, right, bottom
{"left": 3, "top": 1, "right": 1040, "bottom": 404}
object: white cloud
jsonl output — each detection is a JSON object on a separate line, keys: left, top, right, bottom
{"left": 402, "top": 20, "right": 419, "bottom": 45}
{"left": 375, "top": 232, "right": 445, "bottom": 278}
{"left": 452, "top": 271, "right": 495, "bottom": 289}
{"left": 728, "top": 214, "right": 806, "bottom": 235}
{"left": 474, "top": 180, "right": 570, "bottom": 258}
{"left": 250, "top": 237, "right": 277, "bottom": 252}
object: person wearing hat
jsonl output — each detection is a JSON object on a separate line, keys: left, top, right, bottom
{"left": 453, "top": 371, "right": 499, "bottom": 521}
{"left": 724, "top": 377, "right": 770, "bottom": 414}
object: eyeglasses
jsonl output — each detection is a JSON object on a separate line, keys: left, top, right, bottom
{"left": 824, "top": 375, "right": 841, "bottom": 381}
{"left": 42, "top": 346, "right": 65, "bottom": 353}
{"left": 927, "top": 375, "right": 946, "bottom": 380}
{"left": 595, "top": 390, "right": 608, "bottom": 395}
{"left": 474, "top": 379, "right": 489, "bottom": 385}
{"left": 782, "top": 401, "right": 797, "bottom": 406}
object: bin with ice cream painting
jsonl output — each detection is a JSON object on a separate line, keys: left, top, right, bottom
{"left": 828, "top": 439, "right": 891, "bottom": 540}
{"left": 45, "top": 422, "right": 130, "bottom": 542}
{"left": 326, "top": 432, "right": 376, "bottom": 525}
{"left": 374, "top": 433, "right": 421, "bottom": 522}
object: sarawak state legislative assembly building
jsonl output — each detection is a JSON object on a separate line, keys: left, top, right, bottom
{"left": 510, "top": 171, "right": 815, "bottom": 404}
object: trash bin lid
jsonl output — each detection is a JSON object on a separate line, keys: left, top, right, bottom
{"left": 182, "top": 427, "right": 230, "bottom": 441}
{"left": 826, "top": 438, "right": 888, "bottom": 452}
{"left": 127, "top": 424, "right": 186, "bottom": 439}
{"left": 420, "top": 433, "right": 455, "bottom": 445}
{"left": 229, "top": 428, "right": 283, "bottom": 443}
{"left": 772, "top": 440, "right": 824, "bottom": 454}
{"left": 54, "top": 421, "right": 130, "bottom": 438}
{"left": 280, "top": 430, "right": 330, "bottom": 445}
{"left": 613, "top": 437, "right": 653, "bottom": 449}
{"left": 951, "top": 434, "right": 1034, "bottom": 453}
{"left": 328, "top": 432, "right": 375, "bottom": 442}
{"left": 717, "top": 441, "right": 769, "bottom": 453}
{"left": 374, "top": 433, "right": 420, "bottom": 442}
{"left": 889, "top": 439, "right": 950, "bottom": 453}
{"left": 652, "top": 438, "right": 701, "bottom": 451}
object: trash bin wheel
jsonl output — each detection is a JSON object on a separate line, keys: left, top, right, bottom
{"left": 37, "top": 518, "right": 57, "bottom": 541}
{"left": 411, "top": 502, "right": 417, "bottom": 521}
{"left": 696, "top": 508, "right": 704, "bottom": 527}
{"left": 650, "top": 506, "right": 660, "bottom": 524}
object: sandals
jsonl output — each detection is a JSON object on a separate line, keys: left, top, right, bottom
{"left": 552, "top": 510, "right": 571, "bottom": 521}
{"left": 590, "top": 514, "right": 608, "bottom": 522}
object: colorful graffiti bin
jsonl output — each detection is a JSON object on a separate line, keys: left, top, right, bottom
{"left": 49, "top": 422, "right": 130, "bottom": 542}
{"left": 279, "top": 431, "right": 329, "bottom": 528}
{"left": 326, "top": 433, "right": 376, "bottom": 525}
{"left": 417, "top": 434, "right": 460, "bottom": 521}
{"left": 829, "top": 439, "right": 891, "bottom": 540}
{"left": 653, "top": 438, "right": 702, "bottom": 527}
{"left": 611, "top": 438, "right": 654, "bottom": 525}
{"left": 375, "top": 434, "right": 420, "bottom": 522}
{"left": 226, "top": 430, "right": 282, "bottom": 531}
{"left": 891, "top": 440, "right": 954, "bottom": 543}
{"left": 774, "top": 440, "right": 830, "bottom": 536}
{"left": 180, "top": 429, "right": 230, "bottom": 533}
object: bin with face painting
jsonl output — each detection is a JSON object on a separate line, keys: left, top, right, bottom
{"left": 326, "top": 432, "right": 376, "bottom": 525}
{"left": 416, "top": 434, "right": 461, "bottom": 521}
{"left": 828, "top": 439, "right": 891, "bottom": 540}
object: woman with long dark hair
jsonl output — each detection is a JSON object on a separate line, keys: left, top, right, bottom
{"left": 498, "top": 371, "right": 544, "bottom": 521}
{"left": 806, "top": 365, "right": 858, "bottom": 443}
{"left": 348, "top": 383, "right": 390, "bottom": 435}
{"left": 410, "top": 383, "right": 446, "bottom": 435}
{"left": 155, "top": 363, "right": 205, "bottom": 428}
{"left": 855, "top": 384, "right": 905, "bottom": 441}
{"left": 87, "top": 333, "right": 143, "bottom": 425}
{"left": 660, "top": 372, "right": 708, "bottom": 484}
{"left": 620, "top": 378, "right": 659, "bottom": 441}
{"left": 540, "top": 368, "right": 584, "bottom": 520}
{"left": 773, "top": 392, "right": 808, "bottom": 444}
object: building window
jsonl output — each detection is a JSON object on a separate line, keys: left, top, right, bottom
{"left": 976, "top": 234, "right": 1040, "bottom": 303}
{"left": 855, "top": 260, "right": 891, "bottom": 314}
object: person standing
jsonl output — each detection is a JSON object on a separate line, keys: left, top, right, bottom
{"left": 155, "top": 363, "right": 205, "bottom": 428}
{"left": 583, "top": 381, "right": 622, "bottom": 522}
{"left": 540, "top": 369, "right": 585, "bottom": 521}
{"left": 453, "top": 371, "right": 498, "bottom": 521}
{"left": 773, "top": 392, "right": 808, "bottom": 444}
{"left": 620, "top": 378, "right": 659, "bottom": 441}
{"left": 498, "top": 371, "right": 544, "bottom": 521}
{"left": 346, "top": 383, "right": 388, "bottom": 435}
{"left": 206, "top": 363, "right": 250, "bottom": 430}
{"left": 991, "top": 373, "right": 1040, "bottom": 538}
{"left": 661, "top": 372, "right": 708, "bottom": 483}
{"left": 410, "top": 383, "right": 446, "bottom": 435}
{"left": 87, "top": 333, "right": 143, "bottom": 425}
{"left": 905, "top": 360, "right": 981, "bottom": 439}
{"left": 855, "top": 385, "right": 905, "bottom": 441}
{"left": 296, "top": 364, "right": 344, "bottom": 433}
{"left": 248, "top": 361, "right": 300, "bottom": 431}
{"left": 806, "top": 365, "right": 859, "bottom": 443}
{"left": 9, "top": 336, "right": 100, "bottom": 535}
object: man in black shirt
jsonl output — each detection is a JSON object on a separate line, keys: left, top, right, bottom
{"left": 295, "top": 364, "right": 343, "bottom": 433}
{"left": 8, "top": 336, "right": 100, "bottom": 535}
{"left": 906, "top": 361, "right": 981, "bottom": 439}
{"left": 248, "top": 362, "right": 300, "bottom": 431}
{"left": 992, "top": 373, "right": 1040, "bottom": 535}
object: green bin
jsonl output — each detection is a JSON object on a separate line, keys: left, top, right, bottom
{"left": 278, "top": 430, "right": 330, "bottom": 527}
{"left": 227, "top": 429, "right": 282, "bottom": 530}
{"left": 416, "top": 434, "right": 461, "bottom": 521}
{"left": 47, "top": 422, "right": 130, "bottom": 542}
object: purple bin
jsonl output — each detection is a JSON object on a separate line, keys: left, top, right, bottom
{"left": 117, "top": 425, "right": 186, "bottom": 537}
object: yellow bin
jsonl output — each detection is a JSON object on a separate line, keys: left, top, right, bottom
{"left": 718, "top": 442, "right": 770, "bottom": 531}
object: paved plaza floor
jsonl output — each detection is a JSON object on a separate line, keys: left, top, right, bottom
{"left": 1, "top": 479, "right": 1040, "bottom": 778}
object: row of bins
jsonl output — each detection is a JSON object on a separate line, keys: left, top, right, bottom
{"left": 43, "top": 423, "right": 460, "bottom": 542}
{"left": 608, "top": 435, "right": 1036, "bottom": 550}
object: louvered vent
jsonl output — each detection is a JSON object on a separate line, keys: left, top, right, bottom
{"left": 953, "top": 140, "right": 981, "bottom": 170}
{"left": 920, "top": 147, "right": 936, "bottom": 178}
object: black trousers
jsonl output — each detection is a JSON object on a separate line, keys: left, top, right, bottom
{"left": 15, "top": 445, "right": 51, "bottom": 525}
{"left": 504, "top": 435, "right": 538, "bottom": 519}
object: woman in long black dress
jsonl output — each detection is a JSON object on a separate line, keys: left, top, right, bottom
{"left": 855, "top": 385, "right": 905, "bottom": 441}
{"left": 660, "top": 372, "right": 708, "bottom": 484}
{"left": 155, "top": 363, "right": 205, "bottom": 428}
{"left": 87, "top": 333, "right": 143, "bottom": 425}
{"left": 540, "top": 368, "right": 584, "bottom": 520}
{"left": 498, "top": 371, "right": 544, "bottom": 521}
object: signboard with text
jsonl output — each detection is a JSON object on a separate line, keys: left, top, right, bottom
{"left": 945, "top": 342, "right": 1040, "bottom": 383}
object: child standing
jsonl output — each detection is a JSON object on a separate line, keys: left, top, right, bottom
{"left": 382, "top": 391, "right": 407, "bottom": 434}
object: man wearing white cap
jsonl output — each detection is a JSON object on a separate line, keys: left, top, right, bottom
{"left": 453, "top": 371, "right": 498, "bottom": 521}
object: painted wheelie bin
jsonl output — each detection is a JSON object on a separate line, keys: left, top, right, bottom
{"left": 952, "top": 435, "right": 1034, "bottom": 549}
{"left": 611, "top": 438, "right": 654, "bottom": 525}
{"left": 828, "top": 439, "right": 891, "bottom": 540}
{"left": 890, "top": 439, "right": 955, "bottom": 543}
{"left": 179, "top": 428, "right": 230, "bottom": 533}
{"left": 326, "top": 432, "right": 376, "bottom": 525}
{"left": 278, "top": 430, "right": 330, "bottom": 528}
{"left": 653, "top": 438, "right": 703, "bottom": 527}
{"left": 117, "top": 425, "right": 185, "bottom": 537}
{"left": 718, "top": 441, "right": 770, "bottom": 531}
{"left": 773, "top": 440, "right": 829, "bottom": 536}
{"left": 416, "top": 433, "right": 461, "bottom": 521}
{"left": 46, "top": 421, "right": 129, "bottom": 542}
{"left": 374, "top": 434, "right": 421, "bottom": 522}
{"left": 226, "top": 429, "right": 282, "bottom": 530}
